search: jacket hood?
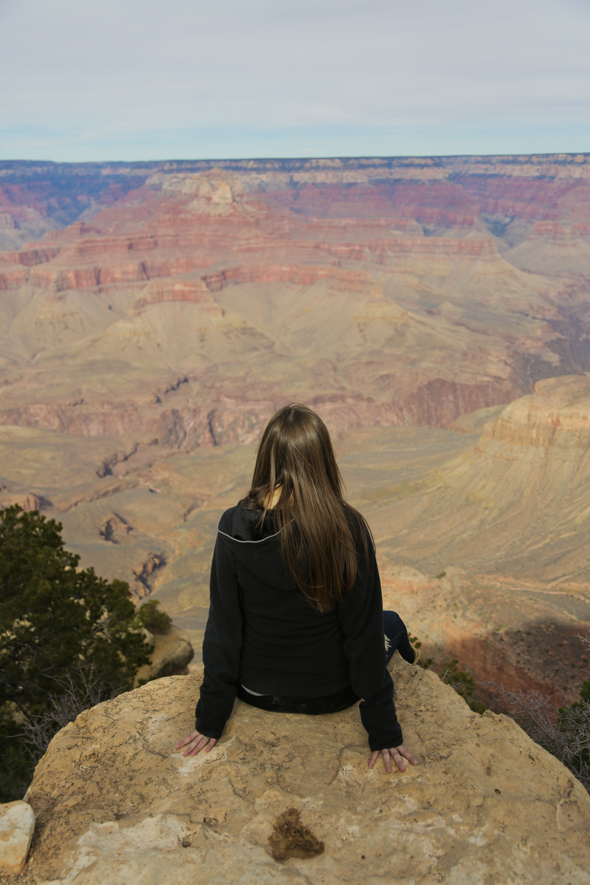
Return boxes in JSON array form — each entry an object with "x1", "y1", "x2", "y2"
[{"x1": 217, "y1": 503, "x2": 298, "y2": 591}]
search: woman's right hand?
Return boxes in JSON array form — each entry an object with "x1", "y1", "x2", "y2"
[
  {"x1": 175, "y1": 730, "x2": 218, "y2": 757},
  {"x1": 368, "y1": 744, "x2": 418, "y2": 773}
]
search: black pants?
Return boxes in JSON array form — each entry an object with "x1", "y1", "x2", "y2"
[{"x1": 383, "y1": 610, "x2": 414, "y2": 664}]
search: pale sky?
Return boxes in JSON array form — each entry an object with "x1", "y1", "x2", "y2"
[{"x1": 1, "y1": 0, "x2": 589, "y2": 161}]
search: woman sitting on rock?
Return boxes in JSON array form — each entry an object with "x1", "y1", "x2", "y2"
[{"x1": 176, "y1": 403, "x2": 418, "y2": 773}]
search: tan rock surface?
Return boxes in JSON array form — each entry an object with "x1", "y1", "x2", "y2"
[
  {"x1": 24, "y1": 660, "x2": 590, "y2": 884},
  {"x1": 0, "y1": 802, "x2": 35, "y2": 875}
]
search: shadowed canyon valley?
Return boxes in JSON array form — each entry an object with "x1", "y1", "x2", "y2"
[{"x1": 1, "y1": 154, "x2": 590, "y2": 710}]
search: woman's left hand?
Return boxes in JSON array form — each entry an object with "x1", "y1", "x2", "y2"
[
  {"x1": 368, "y1": 744, "x2": 418, "y2": 773},
  {"x1": 175, "y1": 730, "x2": 218, "y2": 757}
]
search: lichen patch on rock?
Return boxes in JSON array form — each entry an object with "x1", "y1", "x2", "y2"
[{"x1": 268, "y1": 808, "x2": 324, "y2": 862}]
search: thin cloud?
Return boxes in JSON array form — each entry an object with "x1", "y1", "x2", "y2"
[{"x1": 1, "y1": 0, "x2": 588, "y2": 159}]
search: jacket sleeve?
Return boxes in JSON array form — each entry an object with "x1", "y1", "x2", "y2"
[
  {"x1": 194, "y1": 530, "x2": 243, "y2": 739},
  {"x1": 336, "y1": 531, "x2": 403, "y2": 752}
]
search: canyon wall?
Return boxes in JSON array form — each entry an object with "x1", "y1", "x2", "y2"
[{"x1": 1, "y1": 154, "x2": 589, "y2": 447}]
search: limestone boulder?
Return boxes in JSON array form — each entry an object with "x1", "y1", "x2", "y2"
[
  {"x1": 135, "y1": 624, "x2": 194, "y2": 683},
  {"x1": 21, "y1": 657, "x2": 590, "y2": 884},
  {"x1": 0, "y1": 801, "x2": 35, "y2": 875}
]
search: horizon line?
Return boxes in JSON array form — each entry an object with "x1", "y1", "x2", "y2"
[{"x1": 1, "y1": 150, "x2": 589, "y2": 168}]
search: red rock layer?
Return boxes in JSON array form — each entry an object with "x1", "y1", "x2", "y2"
[{"x1": 1, "y1": 155, "x2": 590, "y2": 444}]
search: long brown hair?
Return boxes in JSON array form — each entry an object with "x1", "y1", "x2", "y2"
[{"x1": 245, "y1": 404, "x2": 369, "y2": 612}]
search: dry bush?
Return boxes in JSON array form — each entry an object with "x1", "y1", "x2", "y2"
[
  {"x1": 483, "y1": 635, "x2": 590, "y2": 793},
  {"x1": 20, "y1": 665, "x2": 124, "y2": 759}
]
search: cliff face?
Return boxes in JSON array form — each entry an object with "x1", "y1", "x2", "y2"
[
  {"x1": 22, "y1": 661, "x2": 590, "y2": 883},
  {"x1": 372, "y1": 375, "x2": 590, "y2": 573},
  {"x1": 485, "y1": 375, "x2": 590, "y2": 448},
  {"x1": 1, "y1": 154, "x2": 590, "y2": 449}
]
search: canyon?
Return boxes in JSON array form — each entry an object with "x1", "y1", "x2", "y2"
[{"x1": 0, "y1": 154, "x2": 589, "y2": 712}]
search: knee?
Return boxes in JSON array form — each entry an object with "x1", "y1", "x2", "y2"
[{"x1": 383, "y1": 611, "x2": 406, "y2": 634}]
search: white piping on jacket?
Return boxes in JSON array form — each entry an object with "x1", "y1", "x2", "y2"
[{"x1": 216, "y1": 519, "x2": 286, "y2": 544}]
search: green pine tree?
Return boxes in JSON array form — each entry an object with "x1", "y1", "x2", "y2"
[{"x1": 0, "y1": 505, "x2": 154, "y2": 800}]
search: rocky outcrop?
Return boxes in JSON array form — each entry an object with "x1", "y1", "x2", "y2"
[
  {"x1": 0, "y1": 246, "x2": 60, "y2": 268},
  {"x1": 135, "y1": 625, "x2": 194, "y2": 682},
  {"x1": 132, "y1": 552, "x2": 166, "y2": 599},
  {"x1": 0, "y1": 490, "x2": 51, "y2": 512},
  {"x1": 0, "y1": 404, "x2": 150, "y2": 437},
  {"x1": 0, "y1": 802, "x2": 35, "y2": 875},
  {"x1": 21, "y1": 659, "x2": 590, "y2": 883},
  {"x1": 98, "y1": 512, "x2": 132, "y2": 542},
  {"x1": 484, "y1": 375, "x2": 590, "y2": 448},
  {"x1": 129, "y1": 280, "x2": 222, "y2": 316},
  {"x1": 202, "y1": 263, "x2": 376, "y2": 294}
]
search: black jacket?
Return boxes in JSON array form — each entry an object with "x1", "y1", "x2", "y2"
[{"x1": 195, "y1": 502, "x2": 403, "y2": 751}]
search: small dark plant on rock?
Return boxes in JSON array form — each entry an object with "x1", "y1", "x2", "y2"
[
  {"x1": 440, "y1": 659, "x2": 487, "y2": 714},
  {"x1": 408, "y1": 633, "x2": 433, "y2": 670},
  {"x1": 135, "y1": 599, "x2": 172, "y2": 634}
]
